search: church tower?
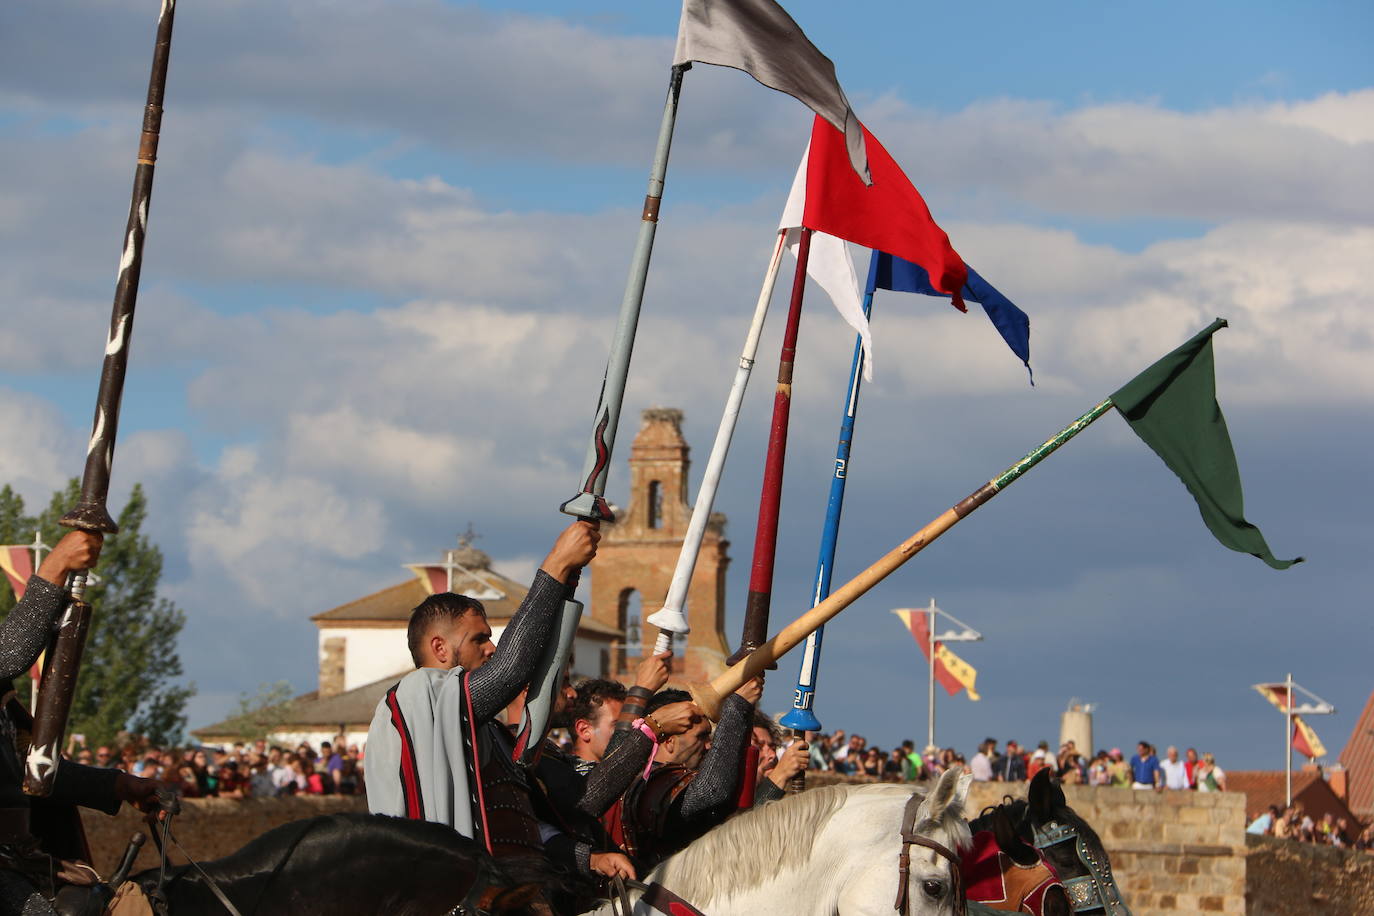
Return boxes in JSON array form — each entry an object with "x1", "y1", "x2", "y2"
[{"x1": 589, "y1": 407, "x2": 731, "y2": 684}]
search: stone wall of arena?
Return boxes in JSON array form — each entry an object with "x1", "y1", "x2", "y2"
[{"x1": 79, "y1": 783, "x2": 1364, "y2": 915}]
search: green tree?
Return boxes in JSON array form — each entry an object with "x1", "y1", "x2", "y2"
[
  {"x1": 0, "y1": 480, "x2": 194, "y2": 746},
  {"x1": 216, "y1": 681, "x2": 296, "y2": 743}
]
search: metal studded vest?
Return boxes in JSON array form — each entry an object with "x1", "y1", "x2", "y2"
[{"x1": 476, "y1": 722, "x2": 544, "y2": 860}]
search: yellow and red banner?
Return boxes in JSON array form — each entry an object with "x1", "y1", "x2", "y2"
[
  {"x1": 1253, "y1": 684, "x2": 1327, "y2": 759},
  {"x1": 893, "y1": 608, "x2": 980, "y2": 701},
  {"x1": 1292, "y1": 717, "x2": 1327, "y2": 759},
  {"x1": 0, "y1": 545, "x2": 35, "y2": 597}
]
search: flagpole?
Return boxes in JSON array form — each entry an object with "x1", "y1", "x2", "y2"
[
  {"x1": 927, "y1": 600, "x2": 936, "y2": 753},
  {"x1": 1286, "y1": 671, "x2": 1293, "y2": 808},
  {"x1": 734, "y1": 228, "x2": 813, "y2": 662},
  {"x1": 647, "y1": 232, "x2": 787, "y2": 654},
  {"x1": 692, "y1": 396, "x2": 1115, "y2": 718},
  {"x1": 781, "y1": 264, "x2": 875, "y2": 731},
  {"x1": 515, "y1": 64, "x2": 689, "y2": 763}
]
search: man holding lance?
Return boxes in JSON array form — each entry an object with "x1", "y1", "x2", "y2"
[
  {"x1": 0, "y1": 532, "x2": 164, "y2": 916},
  {"x1": 365, "y1": 521, "x2": 696, "y2": 897},
  {"x1": 612, "y1": 679, "x2": 762, "y2": 874}
]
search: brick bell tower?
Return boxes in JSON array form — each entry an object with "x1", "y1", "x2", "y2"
[{"x1": 589, "y1": 407, "x2": 731, "y2": 684}]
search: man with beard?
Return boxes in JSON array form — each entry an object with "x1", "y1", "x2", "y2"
[{"x1": 366, "y1": 521, "x2": 697, "y2": 887}]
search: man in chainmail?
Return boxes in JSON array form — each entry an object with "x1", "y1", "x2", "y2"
[
  {"x1": 0, "y1": 531, "x2": 163, "y2": 916},
  {"x1": 368, "y1": 521, "x2": 667, "y2": 887},
  {"x1": 616, "y1": 681, "x2": 760, "y2": 873}
]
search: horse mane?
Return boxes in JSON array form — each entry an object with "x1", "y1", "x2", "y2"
[
  {"x1": 650, "y1": 783, "x2": 854, "y2": 902},
  {"x1": 652, "y1": 782, "x2": 953, "y2": 905}
]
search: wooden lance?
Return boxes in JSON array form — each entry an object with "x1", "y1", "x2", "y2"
[
  {"x1": 692, "y1": 396, "x2": 1114, "y2": 720},
  {"x1": 26, "y1": 0, "x2": 178, "y2": 797}
]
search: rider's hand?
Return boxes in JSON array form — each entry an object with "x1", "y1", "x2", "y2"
[
  {"x1": 589, "y1": 851, "x2": 636, "y2": 881},
  {"x1": 540, "y1": 521, "x2": 600, "y2": 584},
  {"x1": 646, "y1": 701, "x2": 700, "y2": 738},
  {"x1": 769, "y1": 741, "x2": 809, "y2": 788},
  {"x1": 634, "y1": 651, "x2": 672, "y2": 692},
  {"x1": 115, "y1": 772, "x2": 171, "y2": 813},
  {"x1": 36, "y1": 531, "x2": 103, "y2": 586},
  {"x1": 734, "y1": 676, "x2": 763, "y2": 705}
]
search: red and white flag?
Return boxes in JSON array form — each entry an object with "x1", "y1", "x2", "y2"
[
  {"x1": 779, "y1": 146, "x2": 869, "y2": 378},
  {"x1": 801, "y1": 116, "x2": 966, "y2": 306}
]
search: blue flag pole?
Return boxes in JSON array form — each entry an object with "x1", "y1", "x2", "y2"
[{"x1": 780, "y1": 250, "x2": 879, "y2": 736}]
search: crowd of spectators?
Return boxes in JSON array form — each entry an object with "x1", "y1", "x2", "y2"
[
  {"x1": 1247, "y1": 803, "x2": 1374, "y2": 851},
  {"x1": 64, "y1": 733, "x2": 365, "y2": 799},
  {"x1": 798, "y1": 732, "x2": 1230, "y2": 792}
]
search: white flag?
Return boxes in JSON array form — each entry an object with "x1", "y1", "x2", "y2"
[{"x1": 780, "y1": 142, "x2": 873, "y2": 380}]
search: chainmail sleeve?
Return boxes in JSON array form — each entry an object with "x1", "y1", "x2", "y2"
[
  {"x1": 754, "y1": 778, "x2": 786, "y2": 806},
  {"x1": 576, "y1": 730, "x2": 654, "y2": 818},
  {"x1": 0, "y1": 577, "x2": 64, "y2": 681},
  {"x1": 466, "y1": 570, "x2": 568, "y2": 723},
  {"x1": 676, "y1": 693, "x2": 751, "y2": 820}
]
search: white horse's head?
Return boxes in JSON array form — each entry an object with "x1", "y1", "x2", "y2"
[
  {"x1": 831, "y1": 767, "x2": 973, "y2": 916},
  {"x1": 643, "y1": 767, "x2": 973, "y2": 916}
]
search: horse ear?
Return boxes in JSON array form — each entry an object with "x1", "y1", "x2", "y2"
[
  {"x1": 917, "y1": 765, "x2": 972, "y2": 826},
  {"x1": 1028, "y1": 768, "x2": 1054, "y2": 818}
]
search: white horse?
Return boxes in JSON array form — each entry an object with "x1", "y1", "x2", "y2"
[{"x1": 583, "y1": 766, "x2": 974, "y2": 916}]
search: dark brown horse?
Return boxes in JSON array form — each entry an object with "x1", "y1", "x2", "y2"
[{"x1": 129, "y1": 813, "x2": 555, "y2": 915}]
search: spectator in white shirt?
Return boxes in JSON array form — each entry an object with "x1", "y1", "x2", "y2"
[
  {"x1": 970, "y1": 738, "x2": 997, "y2": 782},
  {"x1": 1160, "y1": 745, "x2": 1190, "y2": 790}
]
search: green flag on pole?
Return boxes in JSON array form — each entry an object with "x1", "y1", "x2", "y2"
[{"x1": 1110, "y1": 318, "x2": 1301, "y2": 570}]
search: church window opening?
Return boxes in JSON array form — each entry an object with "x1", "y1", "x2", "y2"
[{"x1": 647, "y1": 481, "x2": 663, "y2": 529}]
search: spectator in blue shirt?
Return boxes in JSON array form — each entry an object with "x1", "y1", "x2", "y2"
[{"x1": 1129, "y1": 741, "x2": 1162, "y2": 791}]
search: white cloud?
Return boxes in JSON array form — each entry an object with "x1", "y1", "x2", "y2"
[{"x1": 0, "y1": 391, "x2": 78, "y2": 504}]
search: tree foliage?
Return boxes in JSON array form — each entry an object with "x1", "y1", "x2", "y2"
[
  {"x1": 0, "y1": 481, "x2": 194, "y2": 746},
  {"x1": 216, "y1": 681, "x2": 296, "y2": 743}
]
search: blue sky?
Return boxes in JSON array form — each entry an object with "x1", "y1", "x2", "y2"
[{"x1": 1, "y1": 0, "x2": 1370, "y2": 772}]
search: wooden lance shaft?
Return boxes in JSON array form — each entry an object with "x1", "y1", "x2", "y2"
[
  {"x1": 26, "y1": 0, "x2": 178, "y2": 798},
  {"x1": 733, "y1": 228, "x2": 812, "y2": 663},
  {"x1": 692, "y1": 397, "x2": 1114, "y2": 720}
]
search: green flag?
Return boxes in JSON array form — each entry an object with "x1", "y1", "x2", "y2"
[{"x1": 1111, "y1": 318, "x2": 1301, "y2": 570}]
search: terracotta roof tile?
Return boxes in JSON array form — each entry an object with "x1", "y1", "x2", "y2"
[
  {"x1": 1338, "y1": 688, "x2": 1374, "y2": 820},
  {"x1": 311, "y1": 567, "x2": 531, "y2": 623}
]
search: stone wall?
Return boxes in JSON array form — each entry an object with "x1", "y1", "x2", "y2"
[{"x1": 1244, "y1": 834, "x2": 1374, "y2": 916}]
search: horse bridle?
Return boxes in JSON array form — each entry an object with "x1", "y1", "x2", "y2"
[{"x1": 895, "y1": 793, "x2": 965, "y2": 916}]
